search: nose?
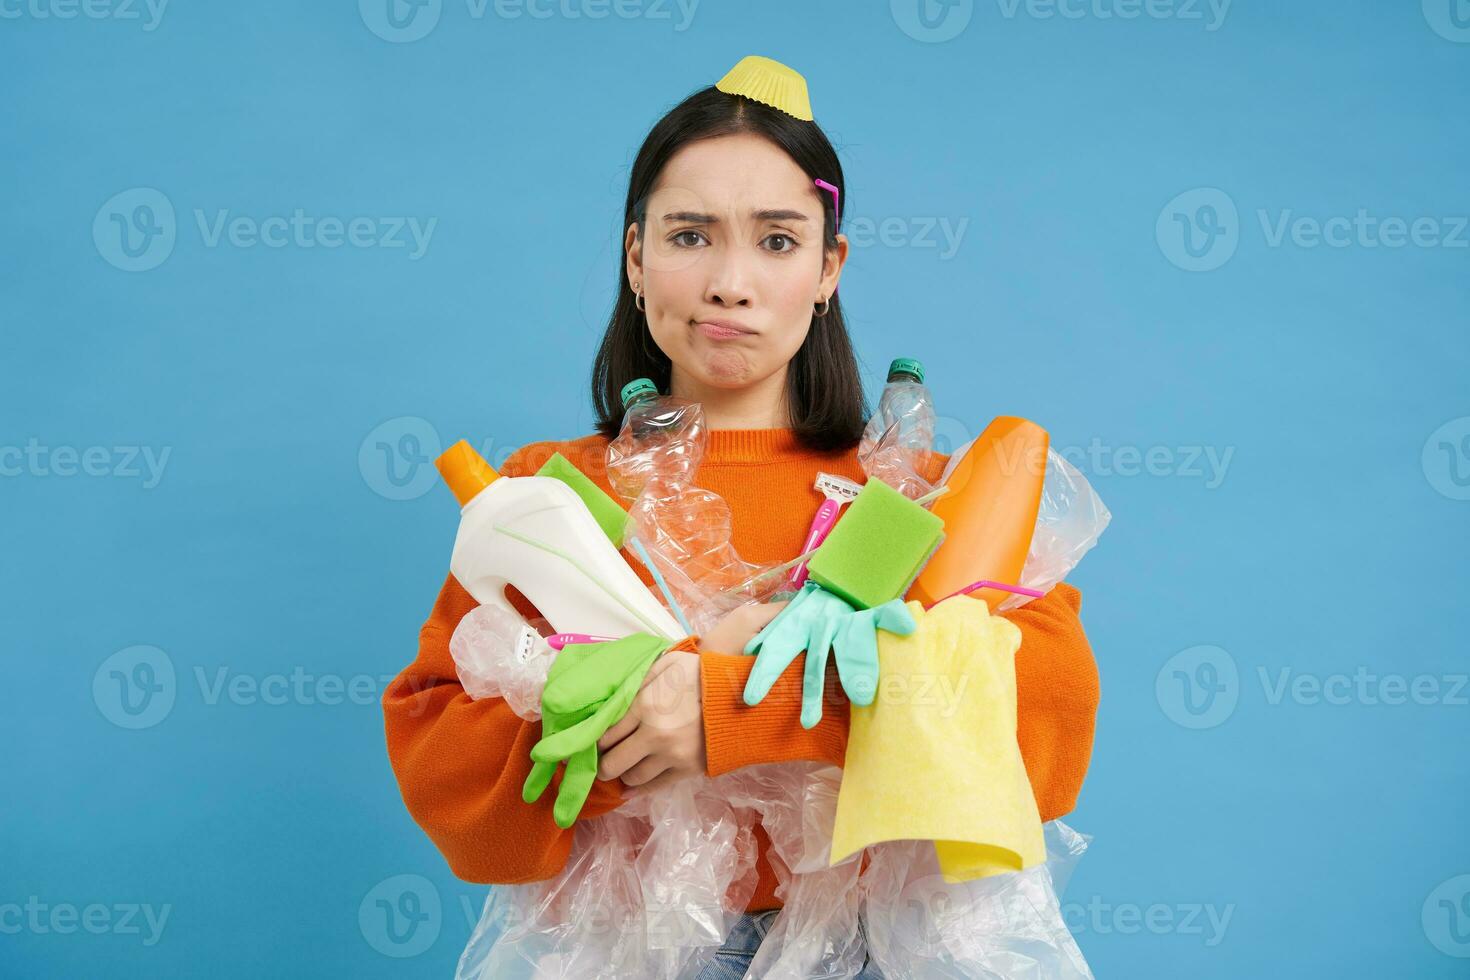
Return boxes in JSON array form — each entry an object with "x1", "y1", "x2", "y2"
[{"x1": 703, "y1": 244, "x2": 756, "y2": 309}]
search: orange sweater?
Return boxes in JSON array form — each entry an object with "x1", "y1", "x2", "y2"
[{"x1": 382, "y1": 428, "x2": 1100, "y2": 913}]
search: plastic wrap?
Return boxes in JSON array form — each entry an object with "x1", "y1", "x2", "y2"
[
  {"x1": 458, "y1": 760, "x2": 1094, "y2": 979},
  {"x1": 449, "y1": 604, "x2": 558, "y2": 718},
  {"x1": 936, "y1": 444, "x2": 1112, "y2": 613},
  {"x1": 858, "y1": 373, "x2": 937, "y2": 501},
  {"x1": 606, "y1": 393, "x2": 784, "y2": 635}
]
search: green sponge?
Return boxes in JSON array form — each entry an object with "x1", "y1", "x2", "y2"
[
  {"x1": 535, "y1": 452, "x2": 630, "y2": 548},
  {"x1": 807, "y1": 478, "x2": 945, "y2": 609}
]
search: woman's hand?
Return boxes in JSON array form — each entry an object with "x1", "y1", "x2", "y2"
[
  {"x1": 596, "y1": 649, "x2": 705, "y2": 795},
  {"x1": 594, "y1": 601, "x2": 788, "y2": 795},
  {"x1": 697, "y1": 600, "x2": 790, "y2": 655}
]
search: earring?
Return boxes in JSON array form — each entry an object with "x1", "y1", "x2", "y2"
[
  {"x1": 813, "y1": 297, "x2": 830, "y2": 316},
  {"x1": 633, "y1": 282, "x2": 645, "y2": 313}
]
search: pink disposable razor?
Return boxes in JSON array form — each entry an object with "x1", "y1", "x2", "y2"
[
  {"x1": 546, "y1": 633, "x2": 618, "y2": 651},
  {"x1": 926, "y1": 580, "x2": 1046, "y2": 610},
  {"x1": 788, "y1": 472, "x2": 864, "y2": 589}
]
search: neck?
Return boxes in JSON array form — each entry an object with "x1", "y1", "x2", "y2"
[{"x1": 668, "y1": 365, "x2": 792, "y2": 430}]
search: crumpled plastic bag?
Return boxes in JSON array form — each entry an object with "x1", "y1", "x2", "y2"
[
  {"x1": 449, "y1": 604, "x2": 558, "y2": 719},
  {"x1": 457, "y1": 762, "x2": 1093, "y2": 980}
]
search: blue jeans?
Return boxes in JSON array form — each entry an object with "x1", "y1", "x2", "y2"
[{"x1": 694, "y1": 908, "x2": 885, "y2": 979}]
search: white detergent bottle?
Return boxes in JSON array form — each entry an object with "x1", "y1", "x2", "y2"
[{"x1": 436, "y1": 440, "x2": 682, "y2": 640}]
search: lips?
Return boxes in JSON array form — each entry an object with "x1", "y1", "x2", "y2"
[{"x1": 695, "y1": 320, "x2": 755, "y2": 340}]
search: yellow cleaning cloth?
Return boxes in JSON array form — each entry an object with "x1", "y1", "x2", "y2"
[{"x1": 829, "y1": 595, "x2": 1046, "y2": 882}]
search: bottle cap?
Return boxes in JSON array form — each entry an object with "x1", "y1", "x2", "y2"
[
  {"x1": 620, "y1": 378, "x2": 660, "y2": 408},
  {"x1": 436, "y1": 440, "x2": 500, "y2": 506},
  {"x1": 888, "y1": 358, "x2": 925, "y2": 384}
]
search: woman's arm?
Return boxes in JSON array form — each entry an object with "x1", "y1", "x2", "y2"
[
  {"x1": 698, "y1": 582, "x2": 1100, "y2": 822},
  {"x1": 381, "y1": 443, "x2": 658, "y2": 884}
]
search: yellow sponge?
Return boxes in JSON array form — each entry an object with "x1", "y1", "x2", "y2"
[{"x1": 807, "y1": 479, "x2": 944, "y2": 609}]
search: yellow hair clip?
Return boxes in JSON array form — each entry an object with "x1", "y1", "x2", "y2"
[{"x1": 715, "y1": 54, "x2": 813, "y2": 121}]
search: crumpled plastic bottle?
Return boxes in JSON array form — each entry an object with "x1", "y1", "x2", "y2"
[
  {"x1": 858, "y1": 357, "x2": 938, "y2": 500},
  {"x1": 605, "y1": 379, "x2": 785, "y2": 635}
]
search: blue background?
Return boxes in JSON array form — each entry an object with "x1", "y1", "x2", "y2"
[{"x1": 3, "y1": 1, "x2": 1468, "y2": 976}]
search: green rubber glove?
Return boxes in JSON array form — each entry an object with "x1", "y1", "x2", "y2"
[
  {"x1": 522, "y1": 632, "x2": 672, "y2": 829},
  {"x1": 743, "y1": 582, "x2": 918, "y2": 729}
]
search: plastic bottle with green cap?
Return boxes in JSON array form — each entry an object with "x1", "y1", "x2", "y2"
[{"x1": 858, "y1": 357, "x2": 938, "y2": 499}]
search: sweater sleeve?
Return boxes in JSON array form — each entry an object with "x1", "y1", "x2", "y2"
[
  {"x1": 380, "y1": 443, "x2": 698, "y2": 884},
  {"x1": 698, "y1": 582, "x2": 1100, "y2": 823}
]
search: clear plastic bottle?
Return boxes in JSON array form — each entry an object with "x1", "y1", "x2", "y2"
[
  {"x1": 606, "y1": 379, "x2": 780, "y2": 633},
  {"x1": 858, "y1": 357, "x2": 937, "y2": 500}
]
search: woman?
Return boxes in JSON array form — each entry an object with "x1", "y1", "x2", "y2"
[{"x1": 383, "y1": 56, "x2": 1100, "y2": 978}]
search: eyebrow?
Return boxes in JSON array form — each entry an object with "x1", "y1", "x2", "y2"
[{"x1": 660, "y1": 209, "x2": 812, "y2": 225}]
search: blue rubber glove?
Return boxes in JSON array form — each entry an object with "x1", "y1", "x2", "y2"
[{"x1": 743, "y1": 582, "x2": 918, "y2": 728}]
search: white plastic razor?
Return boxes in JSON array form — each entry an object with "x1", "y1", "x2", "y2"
[{"x1": 787, "y1": 472, "x2": 864, "y2": 589}]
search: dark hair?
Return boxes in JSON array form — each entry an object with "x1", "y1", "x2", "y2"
[{"x1": 590, "y1": 85, "x2": 869, "y2": 452}]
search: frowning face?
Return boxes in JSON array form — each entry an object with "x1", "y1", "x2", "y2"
[{"x1": 626, "y1": 133, "x2": 846, "y2": 391}]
